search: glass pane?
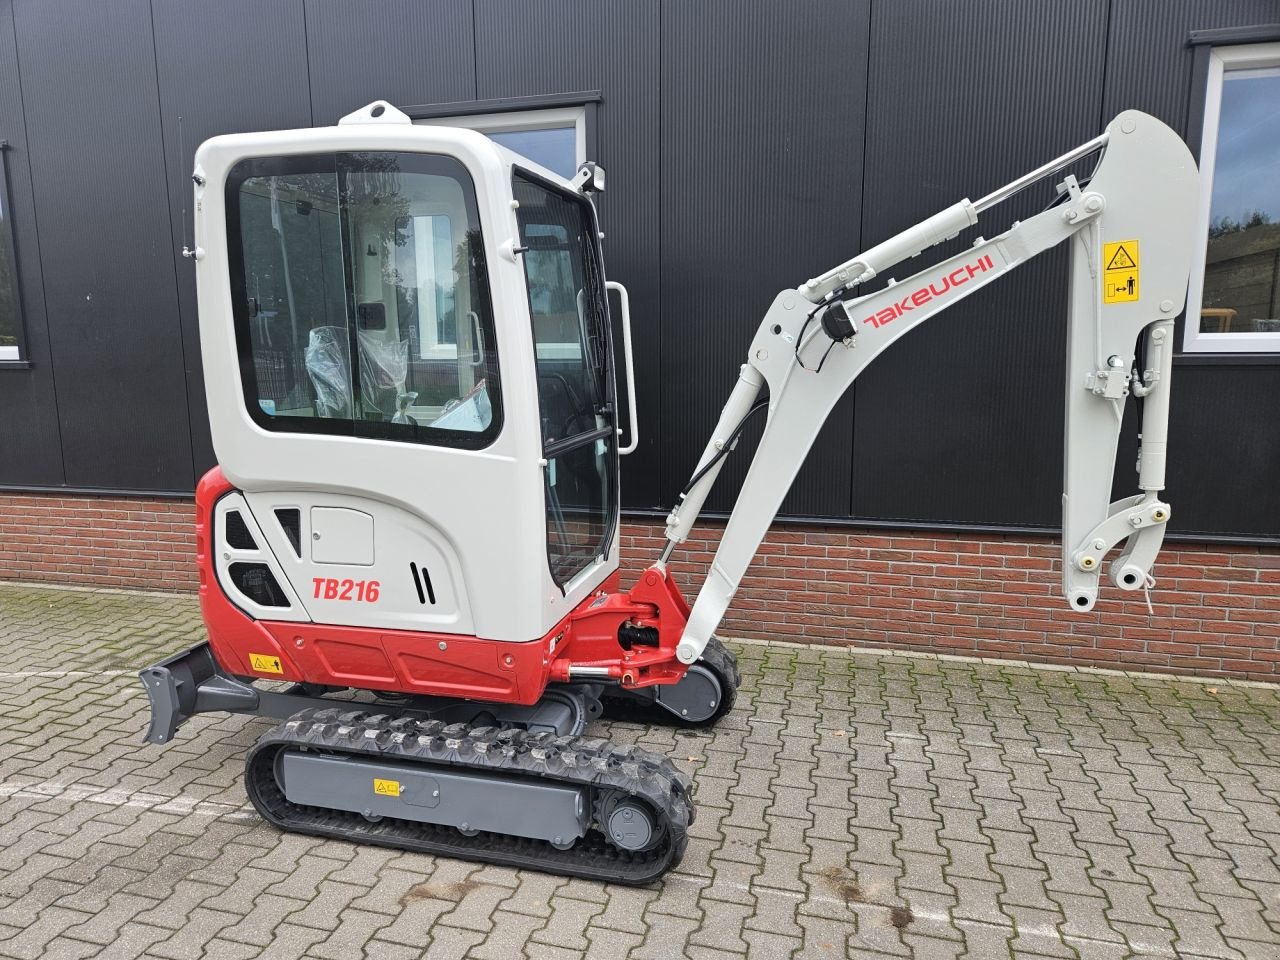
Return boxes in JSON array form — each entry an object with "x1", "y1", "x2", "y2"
[
  {"x1": 545, "y1": 439, "x2": 613, "y2": 584},
  {"x1": 230, "y1": 152, "x2": 501, "y2": 445},
  {"x1": 513, "y1": 173, "x2": 616, "y2": 586},
  {"x1": 395, "y1": 214, "x2": 456, "y2": 355},
  {"x1": 1200, "y1": 66, "x2": 1280, "y2": 334},
  {"x1": 0, "y1": 173, "x2": 18, "y2": 350},
  {"x1": 238, "y1": 167, "x2": 348, "y2": 417},
  {"x1": 490, "y1": 127, "x2": 577, "y2": 179},
  {"x1": 514, "y1": 174, "x2": 612, "y2": 444}
]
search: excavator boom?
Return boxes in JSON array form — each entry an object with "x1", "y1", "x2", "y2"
[{"x1": 662, "y1": 110, "x2": 1199, "y2": 664}]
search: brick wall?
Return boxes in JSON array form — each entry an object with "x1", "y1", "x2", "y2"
[
  {"x1": 3, "y1": 491, "x2": 1278, "y2": 681},
  {"x1": 0, "y1": 493, "x2": 196, "y2": 591},
  {"x1": 622, "y1": 525, "x2": 1280, "y2": 683}
]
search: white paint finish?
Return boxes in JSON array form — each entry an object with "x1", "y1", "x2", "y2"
[
  {"x1": 213, "y1": 493, "x2": 309, "y2": 623},
  {"x1": 193, "y1": 115, "x2": 617, "y2": 642},
  {"x1": 310, "y1": 506, "x2": 374, "y2": 565},
  {"x1": 671, "y1": 111, "x2": 1199, "y2": 662},
  {"x1": 243, "y1": 489, "x2": 471, "y2": 633}
]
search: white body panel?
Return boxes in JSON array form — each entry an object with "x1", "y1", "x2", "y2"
[
  {"x1": 193, "y1": 104, "x2": 617, "y2": 643},
  {"x1": 240, "y1": 490, "x2": 474, "y2": 633},
  {"x1": 214, "y1": 493, "x2": 309, "y2": 622}
]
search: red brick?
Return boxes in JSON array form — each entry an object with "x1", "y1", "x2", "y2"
[{"x1": 4, "y1": 494, "x2": 1278, "y2": 681}]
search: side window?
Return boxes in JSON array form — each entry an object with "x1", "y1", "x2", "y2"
[
  {"x1": 524, "y1": 223, "x2": 582, "y2": 357},
  {"x1": 227, "y1": 152, "x2": 502, "y2": 447},
  {"x1": 1185, "y1": 42, "x2": 1280, "y2": 353},
  {"x1": 416, "y1": 107, "x2": 588, "y2": 362},
  {"x1": 237, "y1": 167, "x2": 347, "y2": 417},
  {"x1": 514, "y1": 172, "x2": 617, "y2": 587},
  {"x1": 0, "y1": 143, "x2": 22, "y2": 361}
]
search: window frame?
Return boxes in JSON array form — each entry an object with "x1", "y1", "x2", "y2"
[
  {"x1": 0, "y1": 140, "x2": 26, "y2": 363},
  {"x1": 224, "y1": 150, "x2": 505, "y2": 450},
  {"x1": 394, "y1": 211, "x2": 462, "y2": 360},
  {"x1": 419, "y1": 106, "x2": 587, "y2": 181},
  {"x1": 1183, "y1": 40, "x2": 1280, "y2": 354}
]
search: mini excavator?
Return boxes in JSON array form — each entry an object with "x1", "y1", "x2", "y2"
[{"x1": 140, "y1": 102, "x2": 1198, "y2": 883}]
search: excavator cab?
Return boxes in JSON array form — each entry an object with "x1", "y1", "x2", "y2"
[{"x1": 190, "y1": 101, "x2": 634, "y2": 699}]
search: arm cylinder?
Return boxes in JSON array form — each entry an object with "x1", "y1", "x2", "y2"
[{"x1": 1137, "y1": 319, "x2": 1174, "y2": 492}]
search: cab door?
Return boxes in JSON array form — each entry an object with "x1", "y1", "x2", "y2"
[{"x1": 512, "y1": 172, "x2": 619, "y2": 591}]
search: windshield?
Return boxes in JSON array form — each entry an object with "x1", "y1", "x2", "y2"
[{"x1": 514, "y1": 172, "x2": 617, "y2": 587}]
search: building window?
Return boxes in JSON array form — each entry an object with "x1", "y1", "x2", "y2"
[
  {"x1": 0, "y1": 143, "x2": 22, "y2": 361},
  {"x1": 420, "y1": 106, "x2": 593, "y2": 362},
  {"x1": 418, "y1": 106, "x2": 586, "y2": 181},
  {"x1": 1185, "y1": 42, "x2": 1280, "y2": 353}
]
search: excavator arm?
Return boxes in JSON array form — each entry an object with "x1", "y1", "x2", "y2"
[{"x1": 661, "y1": 110, "x2": 1200, "y2": 665}]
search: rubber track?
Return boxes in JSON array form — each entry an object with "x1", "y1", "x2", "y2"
[
  {"x1": 244, "y1": 708, "x2": 694, "y2": 885},
  {"x1": 602, "y1": 636, "x2": 742, "y2": 728}
]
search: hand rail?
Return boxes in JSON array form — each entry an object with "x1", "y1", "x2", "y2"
[{"x1": 606, "y1": 280, "x2": 640, "y2": 455}]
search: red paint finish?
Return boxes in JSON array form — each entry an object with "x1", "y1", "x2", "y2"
[
  {"x1": 196, "y1": 466, "x2": 305, "y2": 682},
  {"x1": 258, "y1": 619, "x2": 551, "y2": 703},
  {"x1": 195, "y1": 467, "x2": 692, "y2": 705}
]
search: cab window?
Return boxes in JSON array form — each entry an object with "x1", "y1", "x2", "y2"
[
  {"x1": 514, "y1": 172, "x2": 617, "y2": 587},
  {"x1": 227, "y1": 152, "x2": 502, "y2": 447}
]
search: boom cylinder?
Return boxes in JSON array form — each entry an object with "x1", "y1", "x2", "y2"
[
  {"x1": 661, "y1": 364, "x2": 765, "y2": 559},
  {"x1": 800, "y1": 200, "x2": 977, "y2": 302}
]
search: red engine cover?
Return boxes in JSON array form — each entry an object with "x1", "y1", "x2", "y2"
[{"x1": 196, "y1": 467, "x2": 690, "y2": 705}]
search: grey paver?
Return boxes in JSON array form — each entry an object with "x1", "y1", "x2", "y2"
[{"x1": 1, "y1": 581, "x2": 1279, "y2": 959}]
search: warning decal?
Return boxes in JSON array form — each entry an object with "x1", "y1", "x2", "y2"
[
  {"x1": 373, "y1": 778, "x2": 401, "y2": 797},
  {"x1": 1103, "y1": 240, "x2": 1139, "y2": 304},
  {"x1": 249, "y1": 653, "x2": 283, "y2": 674}
]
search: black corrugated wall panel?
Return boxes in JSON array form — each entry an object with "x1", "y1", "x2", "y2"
[
  {"x1": 152, "y1": 0, "x2": 314, "y2": 485},
  {"x1": 850, "y1": 0, "x2": 1110, "y2": 529},
  {"x1": 474, "y1": 0, "x2": 663, "y2": 509},
  {"x1": 304, "y1": 0, "x2": 477, "y2": 123},
  {"x1": 1102, "y1": 0, "x2": 1280, "y2": 539},
  {"x1": 1101, "y1": 0, "x2": 1279, "y2": 132},
  {"x1": 1164, "y1": 365, "x2": 1280, "y2": 538},
  {"x1": 0, "y1": 0, "x2": 63, "y2": 486},
  {"x1": 659, "y1": 0, "x2": 872, "y2": 518},
  {"x1": 11, "y1": 0, "x2": 191, "y2": 490}
]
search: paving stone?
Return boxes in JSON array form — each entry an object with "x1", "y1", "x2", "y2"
[{"x1": 2, "y1": 583, "x2": 1280, "y2": 958}]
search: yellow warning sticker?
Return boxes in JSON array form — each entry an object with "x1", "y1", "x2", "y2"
[
  {"x1": 373, "y1": 778, "x2": 401, "y2": 797},
  {"x1": 1103, "y1": 239, "x2": 1139, "y2": 304},
  {"x1": 248, "y1": 653, "x2": 283, "y2": 675}
]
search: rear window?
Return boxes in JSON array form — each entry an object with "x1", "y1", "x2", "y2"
[{"x1": 226, "y1": 151, "x2": 502, "y2": 448}]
